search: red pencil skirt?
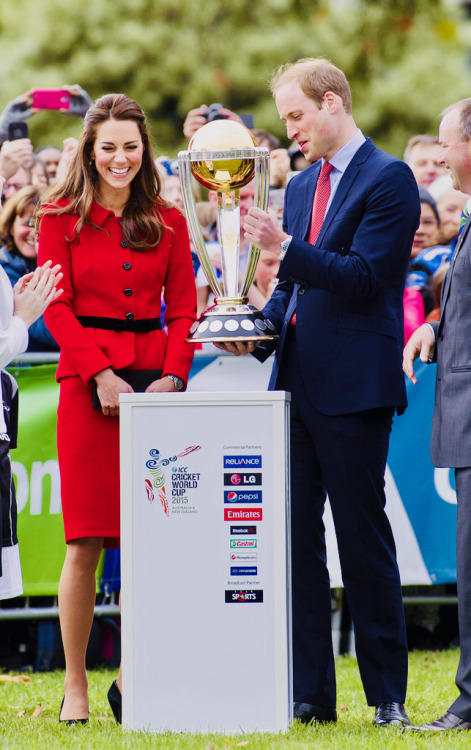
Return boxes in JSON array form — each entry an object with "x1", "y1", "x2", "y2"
[{"x1": 57, "y1": 376, "x2": 120, "y2": 547}]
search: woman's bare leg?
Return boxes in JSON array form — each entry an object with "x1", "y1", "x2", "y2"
[{"x1": 58, "y1": 537, "x2": 103, "y2": 720}]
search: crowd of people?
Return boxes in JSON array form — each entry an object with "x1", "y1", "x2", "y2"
[
  {"x1": 0, "y1": 91, "x2": 461, "y2": 357},
  {"x1": 0, "y1": 63, "x2": 470, "y2": 733}
]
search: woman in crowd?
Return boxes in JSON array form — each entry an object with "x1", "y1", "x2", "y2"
[
  {"x1": 37, "y1": 94, "x2": 196, "y2": 724},
  {"x1": 0, "y1": 186, "x2": 58, "y2": 351},
  {"x1": 0, "y1": 173, "x2": 62, "y2": 600}
]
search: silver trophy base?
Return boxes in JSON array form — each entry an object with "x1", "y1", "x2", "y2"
[{"x1": 186, "y1": 302, "x2": 279, "y2": 343}]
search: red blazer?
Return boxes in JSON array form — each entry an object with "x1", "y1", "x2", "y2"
[{"x1": 38, "y1": 200, "x2": 196, "y2": 385}]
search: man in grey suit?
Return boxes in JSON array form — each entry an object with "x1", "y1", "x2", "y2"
[{"x1": 403, "y1": 98, "x2": 471, "y2": 733}]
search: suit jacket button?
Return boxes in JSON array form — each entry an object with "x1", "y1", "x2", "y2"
[
  {"x1": 123, "y1": 262, "x2": 131, "y2": 270},
  {"x1": 124, "y1": 288, "x2": 132, "y2": 296},
  {"x1": 120, "y1": 240, "x2": 128, "y2": 248},
  {"x1": 126, "y1": 312, "x2": 134, "y2": 321},
  {"x1": 298, "y1": 287, "x2": 305, "y2": 295}
]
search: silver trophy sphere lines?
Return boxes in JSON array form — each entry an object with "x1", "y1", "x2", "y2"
[{"x1": 178, "y1": 120, "x2": 279, "y2": 343}]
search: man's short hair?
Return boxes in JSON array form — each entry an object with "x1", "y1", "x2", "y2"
[
  {"x1": 403, "y1": 135, "x2": 439, "y2": 163},
  {"x1": 270, "y1": 57, "x2": 352, "y2": 114},
  {"x1": 441, "y1": 98, "x2": 471, "y2": 142}
]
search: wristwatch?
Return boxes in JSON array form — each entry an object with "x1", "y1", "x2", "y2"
[
  {"x1": 278, "y1": 235, "x2": 292, "y2": 262},
  {"x1": 164, "y1": 373, "x2": 184, "y2": 391}
]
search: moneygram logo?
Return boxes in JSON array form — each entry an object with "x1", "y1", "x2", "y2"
[
  {"x1": 224, "y1": 491, "x2": 262, "y2": 504},
  {"x1": 230, "y1": 539, "x2": 257, "y2": 548},
  {"x1": 224, "y1": 508, "x2": 262, "y2": 521},
  {"x1": 223, "y1": 456, "x2": 262, "y2": 469},
  {"x1": 225, "y1": 590, "x2": 263, "y2": 603},
  {"x1": 231, "y1": 553, "x2": 257, "y2": 562},
  {"x1": 224, "y1": 473, "x2": 262, "y2": 486}
]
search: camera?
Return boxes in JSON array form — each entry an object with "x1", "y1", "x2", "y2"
[{"x1": 204, "y1": 103, "x2": 228, "y2": 123}]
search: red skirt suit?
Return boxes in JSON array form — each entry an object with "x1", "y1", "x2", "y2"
[{"x1": 38, "y1": 200, "x2": 196, "y2": 546}]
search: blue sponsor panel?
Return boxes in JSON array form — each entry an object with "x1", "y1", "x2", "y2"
[
  {"x1": 224, "y1": 490, "x2": 262, "y2": 504},
  {"x1": 223, "y1": 455, "x2": 262, "y2": 469},
  {"x1": 230, "y1": 567, "x2": 258, "y2": 576},
  {"x1": 388, "y1": 361, "x2": 457, "y2": 583}
]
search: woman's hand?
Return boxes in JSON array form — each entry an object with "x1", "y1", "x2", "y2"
[
  {"x1": 13, "y1": 261, "x2": 63, "y2": 327},
  {"x1": 145, "y1": 376, "x2": 179, "y2": 393},
  {"x1": 93, "y1": 368, "x2": 134, "y2": 417}
]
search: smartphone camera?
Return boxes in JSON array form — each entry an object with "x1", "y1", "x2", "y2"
[{"x1": 8, "y1": 122, "x2": 28, "y2": 141}]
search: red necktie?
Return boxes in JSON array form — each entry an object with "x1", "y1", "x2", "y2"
[
  {"x1": 290, "y1": 160, "x2": 334, "y2": 326},
  {"x1": 308, "y1": 161, "x2": 334, "y2": 244}
]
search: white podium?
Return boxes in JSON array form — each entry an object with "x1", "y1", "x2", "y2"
[{"x1": 119, "y1": 391, "x2": 292, "y2": 733}]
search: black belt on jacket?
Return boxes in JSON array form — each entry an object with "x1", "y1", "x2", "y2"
[{"x1": 77, "y1": 316, "x2": 162, "y2": 332}]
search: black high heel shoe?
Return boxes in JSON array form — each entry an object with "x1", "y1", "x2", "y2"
[
  {"x1": 107, "y1": 680, "x2": 122, "y2": 724},
  {"x1": 59, "y1": 696, "x2": 89, "y2": 725}
]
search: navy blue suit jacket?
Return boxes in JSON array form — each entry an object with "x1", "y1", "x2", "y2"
[{"x1": 254, "y1": 138, "x2": 420, "y2": 415}]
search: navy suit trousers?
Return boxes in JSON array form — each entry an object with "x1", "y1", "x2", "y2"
[{"x1": 277, "y1": 329, "x2": 408, "y2": 706}]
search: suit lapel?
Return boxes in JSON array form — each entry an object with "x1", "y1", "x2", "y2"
[
  {"x1": 315, "y1": 139, "x2": 375, "y2": 246},
  {"x1": 441, "y1": 214, "x2": 471, "y2": 311},
  {"x1": 302, "y1": 163, "x2": 321, "y2": 240}
]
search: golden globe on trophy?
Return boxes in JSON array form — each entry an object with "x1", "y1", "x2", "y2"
[{"x1": 178, "y1": 120, "x2": 279, "y2": 343}]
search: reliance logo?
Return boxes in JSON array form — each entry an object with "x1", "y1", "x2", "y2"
[{"x1": 223, "y1": 456, "x2": 262, "y2": 469}]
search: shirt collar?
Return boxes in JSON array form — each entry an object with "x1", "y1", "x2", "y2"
[
  {"x1": 326, "y1": 129, "x2": 366, "y2": 175},
  {"x1": 89, "y1": 199, "x2": 117, "y2": 226}
]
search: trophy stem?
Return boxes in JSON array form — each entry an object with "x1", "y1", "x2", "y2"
[{"x1": 217, "y1": 190, "x2": 240, "y2": 299}]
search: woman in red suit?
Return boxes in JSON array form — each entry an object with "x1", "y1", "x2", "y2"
[{"x1": 37, "y1": 94, "x2": 196, "y2": 724}]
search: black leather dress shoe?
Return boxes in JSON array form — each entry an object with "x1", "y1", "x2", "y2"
[
  {"x1": 373, "y1": 702, "x2": 410, "y2": 726},
  {"x1": 293, "y1": 702, "x2": 337, "y2": 724},
  {"x1": 406, "y1": 711, "x2": 471, "y2": 733},
  {"x1": 107, "y1": 680, "x2": 122, "y2": 724}
]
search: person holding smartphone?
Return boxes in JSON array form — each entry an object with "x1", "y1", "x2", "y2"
[{"x1": 37, "y1": 93, "x2": 196, "y2": 725}]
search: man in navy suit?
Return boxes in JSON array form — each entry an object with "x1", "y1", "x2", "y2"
[{"x1": 217, "y1": 57, "x2": 420, "y2": 727}]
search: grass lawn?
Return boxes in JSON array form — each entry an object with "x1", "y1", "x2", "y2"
[{"x1": 0, "y1": 649, "x2": 468, "y2": 748}]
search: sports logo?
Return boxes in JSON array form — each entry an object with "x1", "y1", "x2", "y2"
[{"x1": 225, "y1": 590, "x2": 263, "y2": 603}]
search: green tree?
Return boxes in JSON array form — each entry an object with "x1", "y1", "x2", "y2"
[{"x1": 0, "y1": 0, "x2": 469, "y2": 156}]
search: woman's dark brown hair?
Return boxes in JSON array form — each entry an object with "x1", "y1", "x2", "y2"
[
  {"x1": 38, "y1": 94, "x2": 169, "y2": 250},
  {"x1": 0, "y1": 185, "x2": 41, "y2": 256}
]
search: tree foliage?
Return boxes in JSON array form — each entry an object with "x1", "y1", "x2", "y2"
[{"x1": 0, "y1": 0, "x2": 470, "y2": 157}]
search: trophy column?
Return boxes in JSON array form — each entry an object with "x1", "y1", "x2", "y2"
[{"x1": 178, "y1": 120, "x2": 279, "y2": 343}]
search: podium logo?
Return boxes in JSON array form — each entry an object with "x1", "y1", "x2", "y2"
[
  {"x1": 224, "y1": 491, "x2": 262, "y2": 504},
  {"x1": 231, "y1": 553, "x2": 257, "y2": 562},
  {"x1": 230, "y1": 567, "x2": 258, "y2": 576},
  {"x1": 230, "y1": 525, "x2": 257, "y2": 535},
  {"x1": 224, "y1": 473, "x2": 262, "y2": 486},
  {"x1": 223, "y1": 456, "x2": 262, "y2": 469},
  {"x1": 230, "y1": 539, "x2": 257, "y2": 548},
  {"x1": 224, "y1": 508, "x2": 262, "y2": 521},
  {"x1": 225, "y1": 590, "x2": 263, "y2": 603}
]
